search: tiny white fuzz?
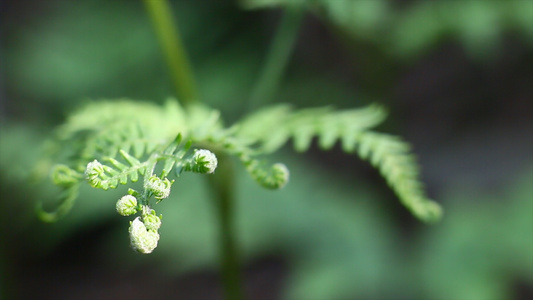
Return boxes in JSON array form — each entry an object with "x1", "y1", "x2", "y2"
[
  {"x1": 116, "y1": 195, "x2": 138, "y2": 216},
  {"x1": 129, "y1": 217, "x2": 160, "y2": 254},
  {"x1": 192, "y1": 149, "x2": 218, "y2": 174}
]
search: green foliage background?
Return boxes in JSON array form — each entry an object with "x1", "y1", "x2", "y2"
[{"x1": 1, "y1": 0, "x2": 532, "y2": 299}]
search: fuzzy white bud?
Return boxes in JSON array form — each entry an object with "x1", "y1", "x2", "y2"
[
  {"x1": 142, "y1": 208, "x2": 162, "y2": 231},
  {"x1": 192, "y1": 149, "x2": 218, "y2": 174},
  {"x1": 116, "y1": 195, "x2": 138, "y2": 216},
  {"x1": 129, "y1": 217, "x2": 160, "y2": 254},
  {"x1": 85, "y1": 160, "x2": 105, "y2": 188},
  {"x1": 146, "y1": 176, "x2": 172, "y2": 200}
]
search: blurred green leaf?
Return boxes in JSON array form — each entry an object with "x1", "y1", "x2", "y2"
[
  {"x1": 243, "y1": 0, "x2": 533, "y2": 60},
  {"x1": 5, "y1": 2, "x2": 158, "y2": 102},
  {"x1": 416, "y1": 167, "x2": 533, "y2": 300}
]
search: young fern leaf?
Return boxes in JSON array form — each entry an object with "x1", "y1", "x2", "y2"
[
  {"x1": 85, "y1": 149, "x2": 148, "y2": 190},
  {"x1": 235, "y1": 104, "x2": 387, "y2": 152},
  {"x1": 243, "y1": 159, "x2": 289, "y2": 189},
  {"x1": 158, "y1": 133, "x2": 192, "y2": 177},
  {"x1": 39, "y1": 98, "x2": 440, "y2": 225},
  {"x1": 35, "y1": 164, "x2": 83, "y2": 223},
  {"x1": 56, "y1": 100, "x2": 187, "y2": 166},
  {"x1": 37, "y1": 100, "x2": 186, "y2": 221},
  {"x1": 353, "y1": 132, "x2": 441, "y2": 222},
  {"x1": 51, "y1": 164, "x2": 83, "y2": 187},
  {"x1": 232, "y1": 103, "x2": 442, "y2": 222},
  {"x1": 36, "y1": 183, "x2": 80, "y2": 223},
  {"x1": 37, "y1": 164, "x2": 82, "y2": 222},
  {"x1": 206, "y1": 134, "x2": 290, "y2": 189},
  {"x1": 160, "y1": 134, "x2": 184, "y2": 177}
]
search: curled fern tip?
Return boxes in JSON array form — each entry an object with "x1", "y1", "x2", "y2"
[
  {"x1": 129, "y1": 217, "x2": 160, "y2": 254},
  {"x1": 116, "y1": 195, "x2": 138, "y2": 216},
  {"x1": 85, "y1": 160, "x2": 105, "y2": 188},
  {"x1": 142, "y1": 207, "x2": 162, "y2": 231},
  {"x1": 190, "y1": 149, "x2": 218, "y2": 174},
  {"x1": 146, "y1": 175, "x2": 172, "y2": 200}
]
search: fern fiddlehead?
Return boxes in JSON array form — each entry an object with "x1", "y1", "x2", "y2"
[
  {"x1": 38, "y1": 101, "x2": 228, "y2": 253},
  {"x1": 116, "y1": 195, "x2": 138, "y2": 217},
  {"x1": 39, "y1": 98, "x2": 441, "y2": 254},
  {"x1": 129, "y1": 216, "x2": 160, "y2": 254}
]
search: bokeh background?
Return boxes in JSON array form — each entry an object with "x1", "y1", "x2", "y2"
[{"x1": 1, "y1": 0, "x2": 532, "y2": 299}]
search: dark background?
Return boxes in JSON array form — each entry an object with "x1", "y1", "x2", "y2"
[{"x1": 1, "y1": 0, "x2": 532, "y2": 299}]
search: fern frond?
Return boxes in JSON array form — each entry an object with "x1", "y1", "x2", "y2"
[
  {"x1": 222, "y1": 104, "x2": 386, "y2": 191},
  {"x1": 82, "y1": 122, "x2": 151, "y2": 161},
  {"x1": 35, "y1": 165, "x2": 82, "y2": 222},
  {"x1": 243, "y1": 158, "x2": 289, "y2": 189},
  {"x1": 36, "y1": 184, "x2": 80, "y2": 223},
  {"x1": 232, "y1": 103, "x2": 441, "y2": 222},
  {"x1": 51, "y1": 164, "x2": 83, "y2": 187},
  {"x1": 86, "y1": 149, "x2": 148, "y2": 190},
  {"x1": 354, "y1": 132, "x2": 441, "y2": 222},
  {"x1": 39, "y1": 100, "x2": 201, "y2": 221},
  {"x1": 235, "y1": 104, "x2": 387, "y2": 152},
  {"x1": 203, "y1": 132, "x2": 289, "y2": 189},
  {"x1": 54, "y1": 100, "x2": 187, "y2": 170},
  {"x1": 157, "y1": 134, "x2": 192, "y2": 177},
  {"x1": 41, "y1": 98, "x2": 440, "y2": 223},
  {"x1": 186, "y1": 104, "x2": 225, "y2": 141}
]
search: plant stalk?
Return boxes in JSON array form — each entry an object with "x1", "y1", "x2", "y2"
[
  {"x1": 248, "y1": 8, "x2": 304, "y2": 111},
  {"x1": 207, "y1": 153, "x2": 244, "y2": 300},
  {"x1": 143, "y1": 2, "x2": 243, "y2": 298},
  {"x1": 143, "y1": 0, "x2": 198, "y2": 107}
]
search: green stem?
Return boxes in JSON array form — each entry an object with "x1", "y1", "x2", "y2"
[
  {"x1": 143, "y1": 2, "x2": 242, "y2": 298},
  {"x1": 207, "y1": 153, "x2": 244, "y2": 300},
  {"x1": 143, "y1": 0, "x2": 198, "y2": 107},
  {"x1": 248, "y1": 8, "x2": 304, "y2": 111}
]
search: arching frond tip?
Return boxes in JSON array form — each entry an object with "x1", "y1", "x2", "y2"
[{"x1": 412, "y1": 200, "x2": 443, "y2": 223}]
